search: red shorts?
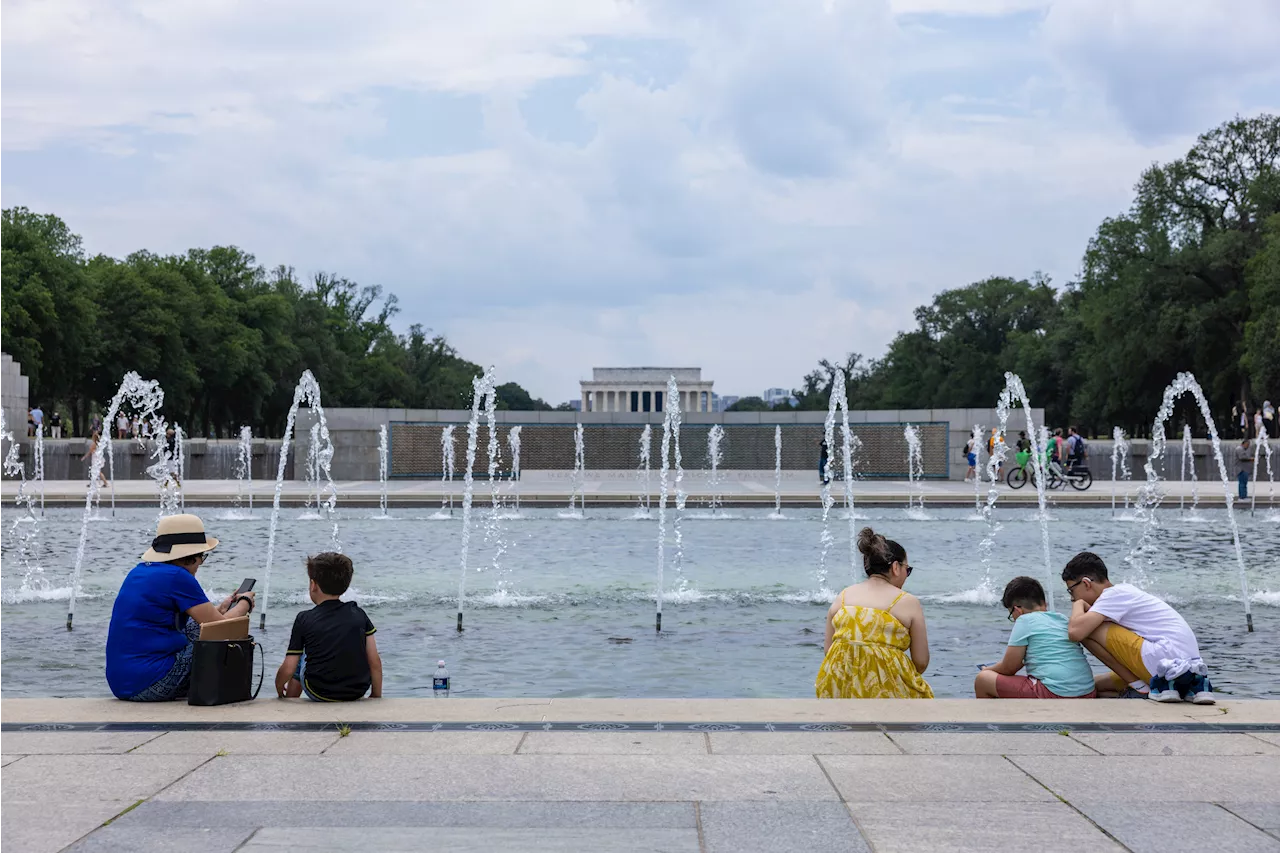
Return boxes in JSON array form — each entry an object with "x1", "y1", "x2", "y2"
[{"x1": 995, "y1": 674, "x2": 1096, "y2": 699}]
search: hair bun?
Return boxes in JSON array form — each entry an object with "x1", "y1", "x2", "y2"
[{"x1": 856, "y1": 527, "x2": 880, "y2": 556}]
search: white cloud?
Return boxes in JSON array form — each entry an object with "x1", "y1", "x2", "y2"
[
  {"x1": 2, "y1": 0, "x2": 1274, "y2": 401},
  {"x1": 891, "y1": 0, "x2": 1047, "y2": 15}
]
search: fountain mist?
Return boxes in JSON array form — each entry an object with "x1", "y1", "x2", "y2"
[
  {"x1": 706, "y1": 424, "x2": 725, "y2": 515},
  {"x1": 567, "y1": 423, "x2": 586, "y2": 517},
  {"x1": 68, "y1": 373, "x2": 165, "y2": 629},
  {"x1": 259, "y1": 370, "x2": 339, "y2": 630},
  {"x1": 377, "y1": 424, "x2": 390, "y2": 518},
  {"x1": 770, "y1": 425, "x2": 784, "y2": 519},
  {"x1": 508, "y1": 425, "x2": 523, "y2": 516},
  {"x1": 2, "y1": 412, "x2": 45, "y2": 597},
  {"x1": 655, "y1": 376, "x2": 684, "y2": 630},
  {"x1": 440, "y1": 425, "x2": 456, "y2": 516},
  {"x1": 1111, "y1": 427, "x2": 1131, "y2": 515},
  {"x1": 234, "y1": 426, "x2": 253, "y2": 516},
  {"x1": 817, "y1": 369, "x2": 855, "y2": 591},
  {"x1": 456, "y1": 367, "x2": 497, "y2": 631},
  {"x1": 1180, "y1": 426, "x2": 1199, "y2": 513},
  {"x1": 995, "y1": 373, "x2": 1055, "y2": 609},
  {"x1": 904, "y1": 424, "x2": 926, "y2": 517},
  {"x1": 1131, "y1": 373, "x2": 1252, "y2": 630}
]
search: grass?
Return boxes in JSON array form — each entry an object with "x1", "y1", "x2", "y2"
[
  {"x1": 102, "y1": 799, "x2": 145, "y2": 827},
  {"x1": 337, "y1": 723, "x2": 352, "y2": 738},
  {"x1": 215, "y1": 748, "x2": 228, "y2": 756}
]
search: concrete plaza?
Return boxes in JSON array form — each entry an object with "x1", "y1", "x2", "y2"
[
  {"x1": 5, "y1": 473, "x2": 1270, "y2": 508},
  {"x1": 2, "y1": 698, "x2": 1278, "y2": 852}
]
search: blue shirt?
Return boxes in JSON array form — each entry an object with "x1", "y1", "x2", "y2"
[
  {"x1": 105, "y1": 562, "x2": 210, "y2": 698},
  {"x1": 1006, "y1": 610, "x2": 1096, "y2": 698}
]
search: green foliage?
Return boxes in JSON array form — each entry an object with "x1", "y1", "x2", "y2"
[
  {"x1": 791, "y1": 114, "x2": 1280, "y2": 433},
  {"x1": 726, "y1": 396, "x2": 772, "y2": 412},
  {"x1": 1, "y1": 219, "x2": 544, "y2": 436}
]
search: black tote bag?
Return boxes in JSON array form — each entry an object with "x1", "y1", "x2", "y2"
[{"x1": 188, "y1": 637, "x2": 265, "y2": 706}]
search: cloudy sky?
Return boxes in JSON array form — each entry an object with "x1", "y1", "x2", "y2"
[{"x1": 4, "y1": 1, "x2": 1278, "y2": 403}]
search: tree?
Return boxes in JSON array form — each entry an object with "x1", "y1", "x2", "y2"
[
  {"x1": 495, "y1": 382, "x2": 553, "y2": 410},
  {"x1": 726, "y1": 396, "x2": 771, "y2": 412}
]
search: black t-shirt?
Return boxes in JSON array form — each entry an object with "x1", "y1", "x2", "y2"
[{"x1": 286, "y1": 600, "x2": 376, "y2": 700}]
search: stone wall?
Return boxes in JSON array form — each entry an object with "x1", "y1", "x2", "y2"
[
  {"x1": 0, "y1": 437, "x2": 287, "y2": 481},
  {"x1": 389, "y1": 422, "x2": 951, "y2": 479},
  {"x1": 2, "y1": 352, "x2": 31, "y2": 438}
]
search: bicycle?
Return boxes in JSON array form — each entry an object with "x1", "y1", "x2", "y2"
[{"x1": 1007, "y1": 455, "x2": 1093, "y2": 491}]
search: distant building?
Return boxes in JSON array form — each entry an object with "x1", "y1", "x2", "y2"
[
  {"x1": 713, "y1": 394, "x2": 740, "y2": 412},
  {"x1": 566, "y1": 400, "x2": 582, "y2": 411},
  {"x1": 764, "y1": 387, "x2": 797, "y2": 408},
  {"x1": 579, "y1": 368, "x2": 714, "y2": 413}
]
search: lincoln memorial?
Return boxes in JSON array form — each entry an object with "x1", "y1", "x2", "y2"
[{"x1": 579, "y1": 367, "x2": 715, "y2": 413}]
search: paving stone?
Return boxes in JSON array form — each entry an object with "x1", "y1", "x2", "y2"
[
  {"x1": 238, "y1": 826, "x2": 701, "y2": 851},
  {"x1": 0, "y1": 732, "x2": 161, "y2": 754},
  {"x1": 709, "y1": 733, "x2": 899, "y2": 755},
  {"x1": 1, "y1": 755, "x2": 23, "y2": 766},
  {"x1": 699, "y1": 800, "x2": 871, "y2": 853},
  {"x1": 1073, "y1": 801, "x2": 1280, "y2": 853},
  {"x1": 1, "y1": 754, "x2": 210, "y2": 802},
  {"x1": 66, "y1": 826, "x2": 256, "y2": 853},
  {"x1": 1249, "y1": 734, "x2": 1280, "y2": 748},
  {"x1": 819, "y1": 755, "x2": 1056, "y2": 802},
  {"x1": 888, "y1": 733, "x2": 1094, "y2": 755},
  {"x1": 132, "y1": 731, "x2": 339, "y2": 755},
  {"x1": 323, "y1": 732, "x2": 523, "y2": 754},
  {"x1": 1, "y1": 799, "x2": 135, "y2": 853},
  {"x1": 1220, "y1": 803, "x2": 1280, "y2": 833},
  {"x1": 845, "y1": 801, "x2": 1123, "y2": 853},
  {"x1": 520, "y1": 732, "x2": 706, "y2": 755},
  {"x1": 1071, "y1": 733, "x2": 1280, "y2": 756},
  {"x1": 1011, "y1": 756, "x2": 1280, "y2": 803},
  {"x1": 113, "y1": 800, "x2": 697, "y2": 828},
  {"x1": 154, "y1": 754, "x2": 837, "y2": 802}
]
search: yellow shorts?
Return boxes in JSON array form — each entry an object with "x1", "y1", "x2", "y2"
[{"x1": 1103, "y1": 625, "x2": 1151, "y2": 682}]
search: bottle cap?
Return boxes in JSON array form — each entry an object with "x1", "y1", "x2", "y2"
[{"x1": 437, "y1": 660, "x2": 446, "y2": 666}]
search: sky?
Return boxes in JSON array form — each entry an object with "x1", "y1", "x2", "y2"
[{"x1": 3, "y1": 1, "x2": 1279, "y2": 404}]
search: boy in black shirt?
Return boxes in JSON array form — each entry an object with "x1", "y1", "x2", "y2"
[{"x1": 275, "y1": 552, "x2": 382, "y2": 701}]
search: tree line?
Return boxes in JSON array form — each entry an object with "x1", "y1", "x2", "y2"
[
  {"x1": 756, "y1": 114, "x2": 1279, "y2": 437},
  {"x1": 1, "y1": 218, "x2": 559, "y2": 439}
]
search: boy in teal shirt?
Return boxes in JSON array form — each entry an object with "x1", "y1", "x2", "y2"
[{"x1": 975, "y1": 577, "x2": 1097, "y2": 698}]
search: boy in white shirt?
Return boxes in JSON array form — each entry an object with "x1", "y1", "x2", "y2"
[{"x1": 1064, "y1": 551, "x2": 1214, "y2": 704}]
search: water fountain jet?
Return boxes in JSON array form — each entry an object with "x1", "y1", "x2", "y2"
[
  {"x1": 456, "y1": 367, "x2": 497, "y2": 631},
  {"x1": 68, "y1": 372, "x2": 165, "y2": 630},
  {"x1": 259, "y1": 371, "x2": 339, "y2": 630},
  {"x1": 1130, "y1": 372, "x2": 1253, "y2": 631}
]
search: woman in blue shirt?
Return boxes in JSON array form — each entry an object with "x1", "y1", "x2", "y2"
[{"x1": 105, "y1": 514, "x2": 255, "y2": 701}]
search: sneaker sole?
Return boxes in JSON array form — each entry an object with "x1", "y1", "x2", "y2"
[
  {"x1": 1151, "y1": 691, "x2": 1183, "y2": 703},
  {"x1": 1189, "y1": 693, "x2": 1216, "y2": 705}
]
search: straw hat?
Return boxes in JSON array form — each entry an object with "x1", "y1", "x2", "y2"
[{"x1": 142, "y1": 514, "x2": 220, "y2": 562}]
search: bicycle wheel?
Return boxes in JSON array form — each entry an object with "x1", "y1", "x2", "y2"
[
  {"x1": 1069, "y1": 469, "x2": 1093, "y2": 491},
  {"x1": 1006, "y1": 466, "x2": 1027, "y2": 489}
]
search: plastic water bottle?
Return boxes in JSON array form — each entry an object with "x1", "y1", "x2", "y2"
[{"x1": 433, "y1": 661, "x2": 450, "y2": 698}]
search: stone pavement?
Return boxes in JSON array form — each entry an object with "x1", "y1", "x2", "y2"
[
  {"x1": 2, "y1": 700, "x2": 1279, "y2": 852},
  {"x1": 6, "y1": 474, "x2": 1266, "y2": 508}
]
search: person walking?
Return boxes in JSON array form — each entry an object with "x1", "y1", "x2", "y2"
[
  {"x1": 50, "y1": 411, "x2": 63, "y2": 439},
  {"x1": 1255, "y1": 408, "x2": 1264, "y2": 439},
  {"x1": 81, "y1": 432, "x2": 109, "y2": 487},
  {"x1": 30, "y1": 405, "x2": 44, "y2": 437},
  {"x1": 1235, "y1": 439, "x2": 1253, "y2": 499},
  {"x1": 116, "y1": 412, "x2": 129, "y2": 440}
]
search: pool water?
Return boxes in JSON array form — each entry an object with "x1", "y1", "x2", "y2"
[{"x1": 3, "y1": 505, "x2": 1278, "y2": 699}]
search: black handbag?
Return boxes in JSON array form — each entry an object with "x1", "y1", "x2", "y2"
[{"x1": 187, "y1": 637, "x2": 265, "y2": 706}]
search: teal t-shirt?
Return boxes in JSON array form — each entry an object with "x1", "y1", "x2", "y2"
[{"x1": 1007, "y1": 610, "x2": 1095, "y2": 697}]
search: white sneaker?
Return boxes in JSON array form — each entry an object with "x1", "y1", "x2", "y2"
[
  {"x1": 1188, "y1": 691, "x2": 1216, "y2": 705},
  {"x1": 1150, "y1": 689, "x2": 1183, "y2": 703}
]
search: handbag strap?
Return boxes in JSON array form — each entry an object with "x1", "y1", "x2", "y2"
[{"x1": 251, "y1": 640, "x2": 265, "y2": 700}]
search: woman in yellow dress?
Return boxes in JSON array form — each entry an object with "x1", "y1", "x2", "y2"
[{"x1": 816, "y1": 527, "x2": 933, "y2": 699}]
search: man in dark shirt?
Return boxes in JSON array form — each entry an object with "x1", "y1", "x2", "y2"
[{"x1": 275, "y1": 552, "x2": 382, "y2": 701}]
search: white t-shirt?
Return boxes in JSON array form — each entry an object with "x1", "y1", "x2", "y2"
[{"x1": 1090, "y1": 583, "x2": 1201, "y2": 676}]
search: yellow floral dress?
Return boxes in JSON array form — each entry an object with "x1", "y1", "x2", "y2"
[{"x1": 816, "y1": 590, "x2": 934, "y2": 699}]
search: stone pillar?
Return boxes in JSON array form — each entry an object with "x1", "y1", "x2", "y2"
[{"x1": 582, "y1": 391, "x2": 588, "y2": 412}]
